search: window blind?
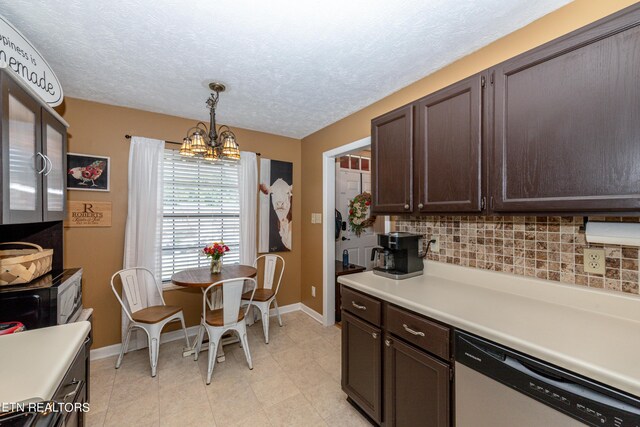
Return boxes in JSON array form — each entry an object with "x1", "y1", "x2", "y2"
[{"x1": 161, "y1": 149, "x2": 240, "y2": 282}]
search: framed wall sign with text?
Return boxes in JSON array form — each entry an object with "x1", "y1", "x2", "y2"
[{"x1": 65, "y1": 201, "x2": 112, "y2": 227}]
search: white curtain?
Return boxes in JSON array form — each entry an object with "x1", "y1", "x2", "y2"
[
  {"x1": 239, "y1": 152, "x2": 258, "y2": 265},
  {"x1": 122, "y1": 136, "x2": 165, "y2": 348}
]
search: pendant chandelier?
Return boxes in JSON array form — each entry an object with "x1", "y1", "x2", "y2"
[{"x1": 179, "y1": 82, "x2": 241, "y2": 161}]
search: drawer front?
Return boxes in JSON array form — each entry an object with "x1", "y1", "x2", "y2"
[
  {"x1": 386, "y1": 304, "x2": 450, "y2": 360},
  {"x1": 53, "y1": 342, "x2": 87, "y2": 404},
  {"x1": 341, "y1": 286, "x2": 382, "y2": 326}
]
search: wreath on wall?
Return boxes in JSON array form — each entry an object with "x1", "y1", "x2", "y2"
[{"x1": 348, "y1": 192, "x2": 376, "y2": 237}]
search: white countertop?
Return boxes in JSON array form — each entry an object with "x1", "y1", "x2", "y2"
[
  {"x1": 0, "y1": 321, "x2": 91, "y2": 404},
  {"x1": 338, "y1": 261, "x2": 640, "y2": 397}
]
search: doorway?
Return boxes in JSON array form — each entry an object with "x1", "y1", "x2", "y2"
[
  {"x1": 322, "y1": 137, "x2": 390, "y2": 326},
  {"x1": 335, "y1": 151, "x2": 381, "y2": 270}
]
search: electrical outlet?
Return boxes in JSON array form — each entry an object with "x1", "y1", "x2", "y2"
[
  {"x1": 583, "y1": 248, "x2": 606, "y2": 275},
  {"x1": 311, "y1": 286, "x2": 316, "y2": 297},
  {"x1": 430, "y1": 236, "x2": 439, "y2": 253}
]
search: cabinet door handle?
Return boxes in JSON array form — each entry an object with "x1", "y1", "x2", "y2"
[
  {"x1": 385, "y1": 339, "x2": 392, "y2": 347},
  {"x1": 63, "y1": 379, "x2": 83, "y2": 403},
  {"x1": 43, "y1": 154, "x2": 53, "y2": 176},
  {"x1": 402, "y1": 323, "x2": 425, "y2": 337},
  {"x1": 371, "y1": 332, "x2": 378, "y2": 339},
  {"x1": 403, "y1": 204, "x2": 410, "y2": 210},
  {"x1": 351, "y1": 301, "x2": 366, "y2": 311},
  {"x1": 418, "y1": 203, "x2": 424, "y2": 209},
  {"x1": 36, "y1": 152, "x2": 47, "y2": 174}
]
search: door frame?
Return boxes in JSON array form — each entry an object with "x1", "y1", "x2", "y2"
[{"x1": 322, "y1": 136, "x2": 390, "y2": 326}]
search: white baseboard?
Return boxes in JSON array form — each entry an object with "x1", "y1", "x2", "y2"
[
  {"x1": 90, "y1": 302, "x2": 304, "y2": 361},
  {"x1": 90, "y1": 325, "x2": 200, "y2": 361},
  {"x1": 270, "y1": 302, "x2": 300, "y2": 317},
  {"x1": 300, "y1": 304, "x2": 323, "y2": 324}
]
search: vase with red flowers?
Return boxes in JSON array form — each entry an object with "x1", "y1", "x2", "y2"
[{"x1": 203, "y1": 241, "x2": 230, "y2": 274}]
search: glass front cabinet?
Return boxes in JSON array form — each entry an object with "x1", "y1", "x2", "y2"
[{"x1": 1, "y1": 70, "x2": 67, "y2": 224}]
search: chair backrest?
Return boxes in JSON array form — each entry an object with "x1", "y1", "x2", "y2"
[
  {"x1": 111, "y1": 267, "x2": 164, "y2": 320},
  {"x1": 253, "y1": 254, "x2": 285, "y2": 295},
  {"x1": 203, "y1": 277, "x2": 257, "y2": 327}
]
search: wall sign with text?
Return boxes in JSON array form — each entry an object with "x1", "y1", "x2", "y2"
[
  {"x1": 0, "y1": 14, "x2": 63, "y2": 106},
  {"x1": 65, "y1": 201, "x2": 112, "y2": 228}
]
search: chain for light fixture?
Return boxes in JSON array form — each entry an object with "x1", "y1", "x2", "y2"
[{"x1": 179, "y1": 82, "x2": 241, "y2": 161}]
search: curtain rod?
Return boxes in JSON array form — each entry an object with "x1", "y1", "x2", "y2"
[{"x1": 124, "y1": 134, "x2": 261, "y2": 156}]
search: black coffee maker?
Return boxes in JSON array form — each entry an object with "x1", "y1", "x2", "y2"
[{"x1": 371, "y1": 232, "x2": 424, "y2": 279}]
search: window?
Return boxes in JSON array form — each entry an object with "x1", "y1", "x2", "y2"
[
  {"x1": 161, "y1": 149, "x2": 240, "y2": 282},
  {"x1": 337, "y1": 154, "x2": 370, "y2": 171}
]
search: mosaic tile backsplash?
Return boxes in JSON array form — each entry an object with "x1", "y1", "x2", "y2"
[{"x1": 393, "y1": 216, "x2": 640, "y2": 295}]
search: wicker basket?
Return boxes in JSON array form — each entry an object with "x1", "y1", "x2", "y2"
[{"x1": 0, "y1": 242, "x2": 53, "y2": 286}]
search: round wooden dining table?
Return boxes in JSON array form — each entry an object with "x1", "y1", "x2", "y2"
[
  {"x1": 171, "y1": 264, "x2": 257, "y2": 288},
  {"x1": 171, "y1": 264, "x2": 258, "y2": 360}
]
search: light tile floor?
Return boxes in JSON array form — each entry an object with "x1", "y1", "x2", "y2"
[{"x1": 87, "y1": 311, "x2": 372, "y2": 427}]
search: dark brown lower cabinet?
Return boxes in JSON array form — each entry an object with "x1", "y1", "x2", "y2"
[
  {"x1": 341, "y1": 285, "x2": 453, "y2": 426},
  {"x1": 341, "y1": 311, "x2": 382, "y2": 423},
  {"x1": 384, "y1": 336, "x2": 450, "y2": 427}
]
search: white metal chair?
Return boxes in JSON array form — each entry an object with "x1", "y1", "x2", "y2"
[
  {"x1": 194, "y1": 277, "x2": 257, "y2": 385},
  {"x1": 110, "y1": 267, "x2": 189, "y2": 377},
  {"x1": 241, "y1": 254, "x2": 285, "y2": 344}
]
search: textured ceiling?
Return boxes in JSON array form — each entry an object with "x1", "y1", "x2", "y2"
[{"x1": 0, "y1": 0, "x2": 571, "y2": 138}]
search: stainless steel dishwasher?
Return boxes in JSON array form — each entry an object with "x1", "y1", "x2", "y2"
[{"x1": 455, "y1": 331, "x2": 640, "y2": 427}]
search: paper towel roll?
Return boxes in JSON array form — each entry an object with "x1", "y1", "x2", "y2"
[{"x1": 585, "y1": 221, "x2": 640, "y2": 247}]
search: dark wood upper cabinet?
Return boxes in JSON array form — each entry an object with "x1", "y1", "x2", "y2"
[
  {"x1": 384, "y1": 336, "x2": 450, "y2": 427},
  {"x1": 491, "y1": 7, "x2": 640, "y2": 213},
  {"x1": 341, "y1": 310, "x2": 382, "y2": 424},
  {"x1": 371, "y1": 105, "x2": 414, "y2": 214},
  {"x1": 416, "y1": 74, "x2": 484, "y2": 213},
  {"x1": 371, "y1": 4, "x2": 640, "y2": 216}
]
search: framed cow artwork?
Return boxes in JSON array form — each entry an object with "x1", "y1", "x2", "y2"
[
  {"x1": 67, "y1": 153, "x2": 110, "y2": 191},
  {"x1": 259, "y1": 158, "x2": 293, "y2": 253}
]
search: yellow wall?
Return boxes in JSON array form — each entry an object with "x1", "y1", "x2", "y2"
[
  {"x1": 299, "y1": 0, "x2": 639, "y2": 313},
  {"x1": 59, "y1": 98, "x2": 301, "y2": 349}
]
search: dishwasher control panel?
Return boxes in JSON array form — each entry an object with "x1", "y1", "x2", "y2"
[
  {"x1": 456, "y1": 331, "x2": 640, "y2": 427},
  {"x1": 526, "y1": 380, "x2": 616, "y2": 425}
]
